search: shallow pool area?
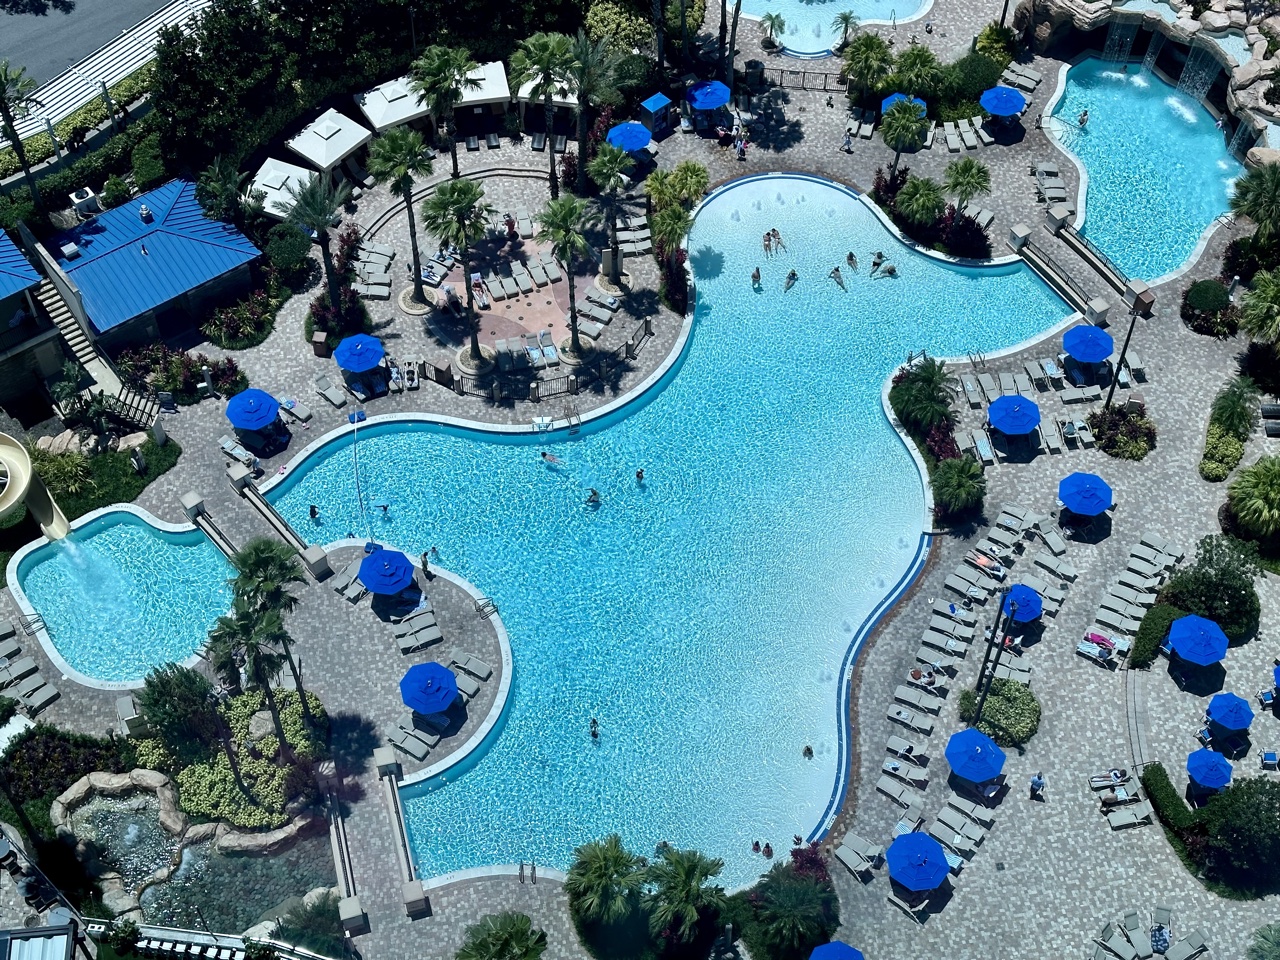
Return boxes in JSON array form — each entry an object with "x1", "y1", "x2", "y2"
[
  {"x1": 1206, "y1": 30, "x2": 1252, "y2": 65},
  {"x1": 741, "y1": 0, "x2": 926, "y2": 55},
  {"x1": 12, "y1": 511, "x2": 234, "y2": 685},
  {"x1": 1050, "y1": 57, "x2": 1241, "y2": 280},
  {"x1": 268, "y1": 175, "x2": 1069, "y2": 887}
]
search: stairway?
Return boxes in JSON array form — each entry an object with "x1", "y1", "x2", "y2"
[{"x1": 35, "y1": 279, "x2": 94, "y2": 367}]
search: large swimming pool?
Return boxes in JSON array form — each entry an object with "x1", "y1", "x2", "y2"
[
  {"x1": 267, "y1": 175, "x2": 1069, "y2": 886},
  {"x1": 1050, "y1": 57, "x2": 1241, "y2": 281},
  {"x1": 742, "y1": 0, "x2": 927, "y2": 56}
]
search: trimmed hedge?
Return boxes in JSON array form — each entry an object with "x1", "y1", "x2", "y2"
[
  {"x1": 1131, "y1": 603, "x2": 1185, "y2": 668},
  {"x1": 958, "y1": 679, "x2": 1041, "y2": 747},
  {"x1": 1140, "y1": 761, "x2": 1199, "y2": 832},
  {"x1": 1199, "y1": 423, "x2": 1245, "y2": 482}
]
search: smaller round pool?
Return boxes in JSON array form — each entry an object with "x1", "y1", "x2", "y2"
[
  {"x1": 741, "y1": 0, "x2": 928, "y2": 56},
  {"x1": 12, "y1": 511, "x2": 233, "y2": 686}
]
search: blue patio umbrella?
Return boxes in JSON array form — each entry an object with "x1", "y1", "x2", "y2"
[
  {"x1": 810, "y1": 945, "x2": 864, "y2": 960},
  {"x1": 359, "y1": 548, "x2": 416, "y2": 595},
  {"x1": 400, "y1": 662, "x2": 459, "y2": 716},
  {"x1": 1062, "y1": 325, "x2": 1114, "y2": 364},
  {"x1": 1274, "y1": 664, "x2": 1280, "y2": 689},
  {"x1": 885, "y1": 833, "x2": 950, "y2": 892},
  {"x1": 1167, "y1": 615, "x2": 1229, "y2": 667},
  {"x1": 687, "y1": 80, "x2": 731, "y2": 111},
  {"x1": 334, "y1": 333, "x2": 385, "y2": 373},
  {"x1": 225, "y1": 388, "x2": 279, "y2": 432},
  {"x1": 1206, "y1": 692, "x2": 1254, "y2": 731},
  {"x1": 1187, "y1": 748, "x2": 1232, "y2": 790},
  {"x1": 1002, "y1": 584, "x2": 1043, "y2": 622},
  {"x1": 945, "y1": 728, "x2": 1006, "y2": 783},
  {"x1": 606, "y1": 122, "x2": 652, "y2": 152},
  {"x1": 881, "y1": 92, "x2": 927, "y2": 116},
  {"x1": 987, "y1": 394, "x2": 1041, "y2": 435},
  {"x1": 1058, "y1": 472, "x2": 1112, "y2": 516},
  {"x1": 979, "y1": 85, "x2": 1026, "y2": 117}
]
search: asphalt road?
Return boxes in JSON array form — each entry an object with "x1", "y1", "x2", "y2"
[{"x1": 0, "y1": 0, "x2": 172, "y2": 84}]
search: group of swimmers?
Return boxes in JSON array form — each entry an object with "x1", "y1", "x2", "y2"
[
  {"x1": 540, "y1": 451, "x2": 644, "y2": 505},
  {"x1": 762, "y1": 228, "x2": 787, "y2": 257},
  {"x1": 753, "y1": 249, "x2": 897, "y2": 291}
]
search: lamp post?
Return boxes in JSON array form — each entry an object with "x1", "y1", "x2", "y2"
[
  {"x1": 1104, "y1": 305, "x2": 1140, "y2": 410},
  {"x1": 973, "y1": 587, "x2": 1013, "y2": 724}
]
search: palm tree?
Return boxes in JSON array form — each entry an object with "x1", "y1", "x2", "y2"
[
  {"x1": 511, "y1": 32, "x2": 574, "y2": 201},
  {"x1": 719, "y1": 0, "x2": 728, "y2": 69},
  {"x1": 753, "y1": 863, "x2": 839, "y2": 956},
  {"x1": 1230, "y1": 162, "x2": 1280, "y2": 241},
  {"x1": 652, "y1": 0, "x2": 666, "y2": 72},
  {"x1": 880, "y1": 99, "x2": 928, "y2": 173},
  {"x1": 933, "y1": 455, "x2": 986, "y2": 515},
  {"x1": 760, "y1": 12, "x2": 786, "y2": 46},
  {"x1": 568, "y1": 32, "x2": 620, "y2": 197},
  {"x1": 892, "y1": 356, "x2": 957, "y2": 433},
  {"x1": 842, "y1": 33, "x2": 892, "y2": 103},
  {"x1": 0, "y1": 60, "x2": 44, "y2": 215},
  {"x1": 895, "y1": 175, "x2": 946, "y2": 226},
  {"x1": 564, "y1": 834, "x2": 644, "y2": 924},
  {"x1": 943, "y1": 157, "x2": 992, "y2": 209},
  {"x1": 409, "y1": 45, "x2": 481, "y2": 181},
  {"x1": 456, "y1": 912, "x2": 547, "y2": 960},
  {"x1": 831, "y1": 10, "x2": 858, "y2": 49},
  {"x1": 1241, "y1": 268, "x2": 1280, "y2": 346},
  {"x1": 210, "y1": 597, "x2": 289, "y2": 758},
  {"x1": 368, "y1": 128, "x2": 435, "y2": 303},
  {"x1": 420, "y1": 178, "x2": 495, "y2": 363},
  {"x1": 641, "y1": 846, "x2": 726, "y2": 943},
  {"x1": 651, "y1": 204, "x2": 693, "y2": 268},
  {"x1": 645, "y1": 168, "x2": 679, "y2": 214},
  {"x1": 588, "y1": 144, "x2": 635, "y2": 286},
  {"x1": 196, "y1": 156, "x2": 249, "y2": 225},
  {"x1": 536, "y1": 196, "x2": 591, "y2": 356},
  {"x1": 1248, "y1": 922, "x2": 1280, "y2": 960},
  {"x1": 893, "y1": 43, "x2": 942, "y2": 98},
  {"x1": 670, "y1": 160, "x2": 709, "y2": 208},
  {"x1": 1211, "y1": 376, "x2": 1260, "y2": 439},
  {"x1": 285, "y1": 175, "x2": 351, "y2": 321},
  {"x1": 1230, "y1": 454, "x2": 1280, "y2": 538}
]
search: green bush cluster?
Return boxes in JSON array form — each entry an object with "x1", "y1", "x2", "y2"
[
  {"x1": 1181, "y1": 280, "x2": 1238, "y2": 338},
  {"x1": 1140, "y1": 762, "x2": 1199, "y2": 832},
  {"x1": 1161, "y1": 535, "x2": 1262, "y2": 644},
  {"x1": 974, "y1": 23, "x2": 1016, "y2": 66},
  {"x1": 0, "y1": 697, "x2": 17, "y2": 726},
  {"x1": 264, "y1": 224, "x2": 313, "y2": 284},
  {"x1": 957, "y1": 679, "x2": 1041, "y2": 746},
  {"x1": 55, "y1": 440, "x2": 183, "y2": 522},
  {"x1": 0, "y1": 725, "x2": 137, "y2": 822},
  {"x1": 100, "y1": 175, "x2": 132, "y2": 209},
  {"x1": 1130, "y1": 603, "x2": 1186, "y2": 668},
  {"x1": 1200, "y1": 424, "x2": 1246, "y2": 482},
  {"x1": 133, "y1": 737, "x2": 177, "y2": 772},
  {"x1": 1200, "y1": 377, "x2": 1258, "y2": 481},
  {"x1": 130, "y1": 132, "x2": 168, "y2": 191},
  {"x1": 585, "y1": 1, "x2": 653, "y2": 52},
  {"x1": 116, "y1": 346, "x2": 247, "y2": 404},
  {"x1": 202, "y1": 287, "x2": 281, "y2": 351},
  {"x1": 224, "y1": 689, "x2": 329, "y2": 763},
  {"x1": 939, "y1": 54, "x2": 1006, "y2": 115},
  {"x1": 1087, "y1": 405, "x2": 1158, "y2": 461}
]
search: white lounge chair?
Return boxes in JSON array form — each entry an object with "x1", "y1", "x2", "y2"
[{"x1": 315, "y1": 376, "x2": 348, "y2": 408}]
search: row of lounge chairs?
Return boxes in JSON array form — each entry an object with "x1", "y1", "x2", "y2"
[
  {"x1": 572, "y1": 288, "x2": 626, "y2": 340},
  {"x1": 464, "y1": 132, "x2": 504, "y2": 151},
  {"x1": 530, "y1": 132, "x2": 569, "y2": 153},
  {"x1": 353, "y1": 239, "x2": 395, "y2": 300},
  {"x1": 133, "y1": 937, "x2": 248, "y2": 958},
  {"x1": 1095, "y1": 905, "x2": 1209, "y2": 960},
  {"x1": 846, "y1": 109, "x2": 877, "y2": 140},
  {"x1": 1001, "y1": 61, "x2": 1043, "y2": 92},
  {"x1": 0, "y1": 642, "x2": 59, "y2": 713},
  {"x1": 484, "y1": 252, "x2": 562, "y2": 302},
  {"x1": 496, "y1": 331, "x2": 561, "y2": 372},
  {"x1": 943, "y1": 117, "x2": 993, "y2": 152}
]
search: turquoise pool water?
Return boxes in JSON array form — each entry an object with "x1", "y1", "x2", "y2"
[
  {"x1": 15, "y1": 513, "x2": 234, "y2": 684},
  {"x1": 742, "y1": 0, "x2": 926, "y2": 55},
  {"x1": 1207, "y1": 31, "x2": 1251, "y2": 65},
  {"x1": 268, "y1": 175, "x2": 1069, "y2": 887},
  {"x1": 1051, "y1": 57, "x2": 1241, "y2": 280}
]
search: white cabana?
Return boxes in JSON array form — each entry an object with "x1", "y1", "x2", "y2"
[
  {"x1": 516, "y1": 75, "x2": 576, "y2": 110},
  {"x1": 357, "y1": 76, "x2": 430, "y2": 132},
  {"x1": 459, "y1": 61, "x2": 512, "y2": 108},
  {"x1": 287, "y1": 108, "x2": 373, "y2": 173},
  {"x1": 249, "y1": 157, "x2": 317, "y2": 220}
]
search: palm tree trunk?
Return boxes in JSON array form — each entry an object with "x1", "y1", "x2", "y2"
[
  {"x1": 577, "y1": 95, "x2": 590, "y2": 196},
  {"x1": 653, "y1": 0, "x2": 666, "y2": 70},
  {"x1": 259, "y1": 680, "x2": 290, "y2": 767},
  {"x1": 447, "y1": 107, "x2": 460, "y2": 179},
  {"x1": 608, "y1": 192, "x2": 621, "y2": 286},
  {"x1": 462, "y1": 217, "x2": 481, "y2": 362},
  {"x1": 0, "y1": 110, "x2": 43, "y2": 216},
  {"x1": 217, "y1": 722, "x2": 255, "y2": 800},
  {"x1": 279, "y1": 636, "x2": 312, "y2": 727},
  {"x1": 546, "y1": 98, "x2": 559, "y2": 200},
  {"x1": 566, "y1": 255, "x2": 584, "y2": 356},
  {"x1": 405, "y1": 185, "x2": 426, "y2": 303},
  {"x1": 680, "y1": 0, "x2": 688, "y2": 64},
  {"x1": 727, "y1": 0, "x2": 742, "y2": 86},
  {"x1": 718, "y1": 0, "x2": 727, "y2": 72},
  {"x1": 891, "y1": 147, "x2": 902, "y2": 173},
  {"x1": 318, "y1": 231, "x2": 342, "y2": 321}
]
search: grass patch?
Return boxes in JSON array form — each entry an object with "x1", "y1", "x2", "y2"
[{"x1": 56, "y1": 440, "x2": 182, "y2": 522}]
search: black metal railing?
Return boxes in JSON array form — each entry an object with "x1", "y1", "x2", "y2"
[{"x1": 1062, "y1": 223, "x2": 1129, "y2": 287}]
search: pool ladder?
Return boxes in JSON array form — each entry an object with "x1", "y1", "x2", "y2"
[
  {"x1": 565, "y1": 405, "x2": 582, "y2": 435},
  {"x1": 475, "y1": 598, "x2": 498, "y2": 620},
  {"x1": 17, "y1": 614, "x2": 44, "y2": 636}
]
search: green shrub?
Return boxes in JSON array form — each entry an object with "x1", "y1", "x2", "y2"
[
  {"x1": 264, "y1": 223, "x2": 313, "y2": 284},
  {"x1": 1182, "y1": 280, "x2": 1238, "y2": 337},
  {"x1": 974, "y1": 23, "x2": 1016, "y2": 65},
  {"x1": 1202, "y1": 777, "x2": 1280, "y2": 887},
  {"x1": 130, "y1": 132, "x2": 167, "y2": 192},
  {"x1": 26, "y1": 445, "x2": 92, "y2": 498},
  {"x1": 1161, "y1": 535, "x2": 1261, "y2": 644},
  {"x1": 100, "y1": 175, "x2": 132, "y2": 209},
  {"x1": 105, "y1": 919, "x2": 141, "y2": 954},
  {"x1": 176, "y1": 751, "x2": 294, "y2": 829},
  {"x1": 133, "y1": 737, "x2": 178, "y2": 772},
  {"x1": 275, "y1": 891, "x2": 345, "y2": 958},
  {"x1": 957, "y1": 679, "x2": 1041, "y2": 746},
  {"x1": 1132, "y1": 604, "x2": 1187, "y2": 667},
  {"x1": 201, "y1": 288, "x2": 279, "y2": 350},
  {"x1": 1087, "y1": 405, "x2": 1157, "y2": 460},
  {"x1": 939, "y1": 54, "x2": 1006, "y2": 110},
  {"x1": 242, "y1": 942, "x2": 278, "y2": 960},
  {"x1": 116, "y1": 345, "x2": 246, "y2": 404},
  {"x1": 55, "y1": 440, "x2": 183, "y2": 522},
  {"x1": 1141, "y1": 762, "x2": 1201, "y2": 831},
  {"x1": 1186, "y1": 278, "x2": 1231, "y2": 313},
  {"x1": 664, "y1": 0, "x2": 707, "y2": 47},
  {"x1": 932, "y1": 455, "x2": 985, "y2": 520},
  {"x1": 0, "y1": 697, "x2": 17, "y2": 726},
  {"x1": 586, "y1": 1, "x2": 655, "y2": 52},
  {"x1": 0, "y1": 725, "x2": 136, "y2": 812},
  {"x1": 1199, "y1": 423, "x2": 1245, "y2": 482}
]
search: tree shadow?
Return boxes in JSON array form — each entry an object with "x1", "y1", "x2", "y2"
[
  {"x1": 688, "y1": 245, "x2": 725, "y2": 281},
  {"x1": 0, "y1": 0, "x2": 75, "y2": 12},
  {"x1": 328, "y1": 711, "x2": 380, "y2": 776}
]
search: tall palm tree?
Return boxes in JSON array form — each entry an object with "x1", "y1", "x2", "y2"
[
  {"x1": 456, "y1": 912, "x2": 547, "y2": 960},
  {"x1": 196, "y1": 156, "x2": 249, "y2": 225},
  {"x1": 880, "y1": 99, "x2": 928, "y2": 173},
  {"x1": 726, "y1": 0, "x2": 742, "y2": 84},
  {"x1": 368, "y1": 128, "x2": 435, "y2": 303},
  {"x1": 670, "y1": 160, "x2": 709, "y2": 208},
  {"x1": 1230, "y1": 162, "x2": 1280, "y2": 241},
  {"x1": 511, "y1": 33, "x2": 574, "y2": 201},
  {"x1": 641, "y1": 846, "x2": 726, "y2": 943},
  {"x1": 760, "y1": 12, "x2": 786, "y2": 46},
  {"x1": 933, "y1": 455, "x2": 986, "y2": 515},
  {"x1": 842, "y1": 33, "x2": 893, "y2": 103},
  {"x1": 409, "y1": 45, "x2": 481, "y2": 181},
  {"x1": 645, "y1": 168, "x2": 679, "y2": 214},
  {"x1": 1211, "y1": 375, "x2": 1260, "y2": 439},
  {"x1": 285, "y1": 175, "x2": 351, "y2": 320},
  {"x1": 1241, "y1": 268, "x2": 1280, "y2": 346},
  {"x1": 588, "y1": 144, "x2": 635, "y2": 286},
  {"x1": 420, "y1": 178, "x2": 495, "y2": 363},
  {"x1": 893, "y1": 43, "x2": 942, "y2": 98},
  {"x1": 0, "y1": 60, "x2": 44, "y2": 215},
  {"x1": 651, "y1": 204, "x2": 693, "y2": 268},
  {"x1": 943, "y1": 157, "x2": 992, "y2": 209},
  {"x1": 895, "y1": 175, "x2": 945, "y2": 226},
  {"x1": 652, "y1": 0, "x2": 666, "y2": 72},
  {"x1": 753, "y1": 863, "x2": 839, "y2": 956},
  {"x1": 718, "y1": 0, "x2": 728, "y2": 69},
  {"x1": 893, "y1": 355, "x2": 957, "y2": 432},
  {"x1": 564, "y1": 834, "x2": 644, "y2": 924},
  {"x1": 831, "y1": 10, "x2": 859, "y2": 49},
  {"x1": 568, "y1": 32, "x2": 620, "y2": 197},
  {"x1": 536, "y1": 196, "x2": 591, "y2": 356},
  {"x1": 210, "y1": 597, "x2": 289, "y2": 758},
  {"x1": 1230, "y1": 454, "x2": 1280, "y2": 538}
]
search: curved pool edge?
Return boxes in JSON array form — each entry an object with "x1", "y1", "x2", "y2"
[
  {"x1": 5, "y1": 504, "x2": 211, "y2": 692},
  {"x1": 745, "y1": 0, "x2": 936, "y2": 59}
]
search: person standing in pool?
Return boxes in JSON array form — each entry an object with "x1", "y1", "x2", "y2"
[
  {"x1": 829, "y1": 266, "x2": 845, "y2": 290},
  {"x1": 586, "y1": 488, "x2": 601, "y2": 505},
  {"x1": 771, "y1": 228, "x2": 786, "y2": 251},
  {"x1": 309, "y1": 505, "x2": 319, "y2": 521},
  {"x1": 1078, "y1": 109, "x2": 1088, "y2": 127},
  {"x1": 763, "y1": 233, "x2": 772, "y2": 257},
  {"x1": 751, "y1": 266, "x2": 761, "y2": 287},
  {"x1": 870, "y1": 250, "x2": 885, "y2": 274},
  {"x1": 846, "y1": 251, "x2": 858, "y2": 271}
]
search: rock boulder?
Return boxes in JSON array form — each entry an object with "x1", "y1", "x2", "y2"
[
  {"x1": 87, "y1": 772, "x2": 135, "y2": 796},
  {"x1": 247, "y1": 711, "x2": 276, "y2": 742},
  {"x1": 117, "y1": 432, "x2": 149, "y2": 452},
  {"x1": 130, "y1": 769, "x2": 170, "y2": 790}
]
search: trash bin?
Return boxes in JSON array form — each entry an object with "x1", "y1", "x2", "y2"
[{"x1": 312, "y1": 331, "x2": 331, "y2": 357}]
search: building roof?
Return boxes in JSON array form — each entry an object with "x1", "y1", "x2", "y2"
[
  {"x1": 2, "y1": 925, "x2": 73, "y2": 960},
  {"x1": 250, "y1": 157, "x2": 321, "y2": 220},
  {"x1": 0, "y1": 230, "x2": 40, "y2": 302},
  {"x1": 356, "y1": 76, "x2": 430, "y2": 132},
  {"x1": 49, "y1": 179, "x2": 260, "y2": 334},
  {"x1": 516, "y1": 74, "x2": 576, "y2": 109},
  {"x1": 459, "y1": 61, "x2": 512, "y2": 107},
  {"x1": 287, "y1": 108, "x2": 373, "y2": 172},
  {"x1": 641, "y1": 92, "x2": 672, "y2": 112}
]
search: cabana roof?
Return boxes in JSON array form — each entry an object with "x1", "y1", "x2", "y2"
[{"x1": 287, "y1": 108, "x2": 373, "y2": 172}]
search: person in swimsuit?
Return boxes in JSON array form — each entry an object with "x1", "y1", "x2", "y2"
[
  {"x1": 871, "y1": 250, "x2": 885, "y2": 273},
  {"x1": 771, "y1": 228, "x2": 786, "y2": 251},
  {"x1": 785, "y1": 269, "x2": 798, "y2": 290},
  {"x1": 846, "y1": 251, "x2": 857, "y2": 270},
  {"x1": 763, "y1": 233, "x2": 772, "y2": 256},
  {"x1": 751, "y1": 266, "x2": 761, "y2": 287},
  {"x1": 829, "y1": 266, "x2": 845, "y2": 289}
]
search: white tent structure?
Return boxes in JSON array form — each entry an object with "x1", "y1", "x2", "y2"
[
  {"x1": 515, "y1": 75, "x2": 576, "y2": 110},
  {"x1": 249, "y1": 157, "x2": 318, "y2": 220},
  {"x1": 287, "y1": 108, "x2": 373, "y2": 174},
  {"x1": 356, "y1": 76, "x2": 430, "y2": 132},
  {"x1": 459, "y1": 61, "x2": 512, "y2": 108}
]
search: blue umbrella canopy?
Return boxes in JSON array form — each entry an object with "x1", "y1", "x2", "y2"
[
  {"x1": 400, "y1": 662, "x2": 459, "y2": 715},
  {"x1": 945, "y1": 728, "x2": 1006, "y2": 783},
  {"x1": 687, "y1": 80, "x2": 731, "y2": 110},
  {"x1": 359, "y1": 548, "x2": 416, "y2": 595},
  {"x1": 1002, "y1": 584, "x2": 1043, "y2": 622},
  {"x1": 1206, "y1": 692, "x2": 1254, "y2": 731},
  {"x1": 1058, "y1": 472, "x2": 1113, "y2": 516},
  {"x1": 881, "y1": 92, "x2": 927, "y2": 116},
  {"x1": 334, "y1": 334, "x2": 385, "y2": 373},
  {"x1": 885, "y1": 833, "x2": 950, "y2": 891},
  {"x1": 1187, "y1": 748, "x2": 1232, "y2": 789},
  {"x1": 225, "y1": 388, "x2": 279, "y2": 432},
  {"x1": 606, "y1": 122, "x2": 652, "y2": 152},
  {"x1": 987, "y1": 394, "x2": 1041, "y2": 435},
  {"x1": 809, "y1": 944, "x2": 864, "y2": 960},
  {"x1": 1168, "y1": 615, "x2": 1229, "y2": 666},
  {"x1": 1274, "y1": 664, "x2": 1280, "y2": 690},
  {"x1": 1062, "y1": 325, "x2": 1114, "y2": 364},
  {"x1": 979, "y1": 85, "x2": 1026, "y2": 116}
]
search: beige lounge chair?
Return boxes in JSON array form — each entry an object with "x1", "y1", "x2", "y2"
[
  {"x1": 0, "y1": 656, "x2": 37, "y2": 689},
  {"x1": 888, "y1": 707, "x2": 934, "y2": 735},
  {"x1": 945, "y1": 794, "x2": 996, "y2": 828},
  {"x1": 894, "y1": 685, "x2": 942, "y2": 714}
]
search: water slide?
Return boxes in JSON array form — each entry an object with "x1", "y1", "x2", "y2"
[{"x1": 0, "y1": 432, "x2": 70, "y2": 539}]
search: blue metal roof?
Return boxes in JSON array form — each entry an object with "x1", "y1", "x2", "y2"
[
  {"x1": 50, "y1": 179, "x2": 260, "y2": 333},
  {"x1": 0, "y1": 229, "x2": 40, "y2": 301},
  {"x1": 641, "y1": 92, "x2": 672, "y2": 112}
]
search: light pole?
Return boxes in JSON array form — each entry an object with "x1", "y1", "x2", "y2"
[
  {"x1": 973, "y1": 587, "x2": 1013, "y2": 724},
  {"x1": 1104, "y1": 305, "x2": 1141, "y2": 410}
]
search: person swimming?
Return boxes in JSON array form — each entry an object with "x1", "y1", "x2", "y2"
[
  {"x1": 870, "y1": 250, "x2": 886, "y2": 273},
  {"x1": 586, "y1": 488, "x2": 601, "y2": 505},
  {"x1": 785, "y1": 269, "x2": 798, "y2": 291},
  {"x1": 829, "y1": 266, "x2": 845, "y2": 290},
  {"x1": 751, "y1": 266, "x2": 761, "y2": 287},
  {"x1": 846, "y1": 251, "x2": 858, "y2": 271},
  {"x1": 541, "y1": 451, "x2": 563, "y2": 465},
  {"x1": 763, "y1": 233, "x2": 772, "y2": 256},
  {"x1": 771, "y1": 228, "x2": 786, "y2": 251},
  {"x1": 876, "y1": 263, "x2": 898, "y2": 278}
]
